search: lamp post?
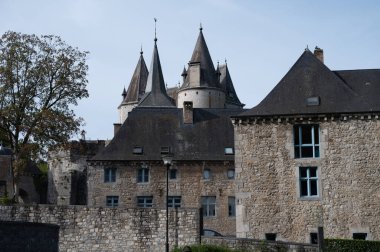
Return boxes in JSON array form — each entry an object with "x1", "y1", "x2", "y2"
[{"x1": 162, "y1": 154, "x2": 173, "y2": 252}]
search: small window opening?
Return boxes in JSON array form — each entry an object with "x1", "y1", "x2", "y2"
[
  {"x1": 265, "y1": 233, "x2": 277, "y2": 241},
  {"x1": 310, "y1": 233, "x2": 318, "y2": 244},
  {"x1": 160, "y1": 146, "x2": 170, "y2": 155},
  {"x1": 224, "y1": 147, "x2": 234, "y2": 155},
  {"x1": 133, "y1": 146, "x2": 143, "y2": 155},
  {"x1": 203, "y1": 169, "x2": 211, "y2": 180},
  {"x1": 227, "y1": 169, "x2": 235, "y2": 179},
  {"x1": 306, "y1": 96, "x2": 320, "y2": 106},
  {"x1": 353, "y1": 233, "x2": 367, "y2": 240}
]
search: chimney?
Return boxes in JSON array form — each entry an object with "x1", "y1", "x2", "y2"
[
  {"x1": 314, "y1": 46, "x2": 324, "y2": 63},
  {"x1": 113, "y1": 123, "x2": 121, "y2": 136},
  {"x1": 183, "y1": 101, "x2": 193, "y2": 124}
]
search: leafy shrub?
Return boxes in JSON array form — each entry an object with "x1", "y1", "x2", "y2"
[{"x1": 325, "y1": 238, "x2": 380, "y2": 252}]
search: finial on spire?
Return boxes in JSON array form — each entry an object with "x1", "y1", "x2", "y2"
[
  {"x1": 140, "y1": 44, "x2": 143, "y2": 55},
  {"x1": 154, "y1": 18, "x2": 158, "y2": 43},
  {"x1": 225, "y1": 58, "x2": 227, "y2": 65},
  {"x1": 200, "y1": 22, "x2": 203, "y2": 31},
  {"x1": 305, "y1": 45, "x2": 309, "y2": 51}
]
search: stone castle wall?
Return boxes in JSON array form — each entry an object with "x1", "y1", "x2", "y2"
[
  {"x1": 88, "y1": 161, "x2": 236, "y2": 236},
  {"x1": 0, "y1": 205, "x2": 199, "y2": 251},
  {"x1": 47, "y1": 140, "x2": 105, "y2": 205},
  {"x1": 234, "y1": 117, "x2": 380, "y2": 242}
]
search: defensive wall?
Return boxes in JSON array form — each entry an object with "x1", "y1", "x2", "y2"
[{"x1": 0, "y1": 205, "x2": 199, "y2": 252}]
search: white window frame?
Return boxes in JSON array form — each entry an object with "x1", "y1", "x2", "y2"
[
  {"x1": 299, "y1": 167, "x2": 319, "y2": 198},
  {"x1": 294, "y1": 125, "x2": 320, "y2": 158},
  {"x1": 106, "y1": 196, "x2": 119, "y2": 207},
  {"x1": 104, "y1": 168, "x2": 116, "y2": 183},
  {"x1": 168, "y1": 196, "x2": 181, "y2": 208},
  {"x1": 137, "y1": 167, "x2": 149, "y2": 183},
  {"x1": 137, "y1": 196, "x2": 153, "y2": 208},
  {"x1": 202, "y1": 196, "x2": 216, "y2": 217}
]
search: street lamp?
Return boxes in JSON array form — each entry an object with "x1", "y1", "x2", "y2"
[{"x1": 162, "y1": 154, "x2": 173, "y2": 252}]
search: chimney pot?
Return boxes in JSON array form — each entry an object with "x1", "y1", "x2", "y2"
[{"x1": 314, "y1": 46, "x2": 324, "y2": 63}]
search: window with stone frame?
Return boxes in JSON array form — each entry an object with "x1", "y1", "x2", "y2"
[
  {"x1": 106, "y1": 196, "x2": 119, "y2": 207},
  {"x1": 294, "y1": 124, "x2": 320, "y2": 158},
  {"x1": 353, "y1": 233, "x2": 367, "y2": 240},
  {"x1": 202, "y1": 196, "x2": 216, "y2": 217},
  {"x1": 104, "y1": 168, "x2": 116, "y2": 183},
  {"x1": 137, "y1": 167, "x2": 149, "y2": 183},
  {"x1": 168, "y1": 196, "x2": 181, "y2": 208},
  {"x1": 137, "y1": 196, "x2": 153, "y2": 208},
  {"x1": 299, "y1": 167, "x2": 319, "y2": 197},
  {"x1": 227, "y1": 168, "x2": 235, "y2": 180},
  {"x1": 310, "y1": 233, "x2": 318, "y2": 244},
  {"x1": 203, "y1": 169, "x2": 211, "y2": 180},
  {"x1": 169, "y1": 169, "x2": 177, "y2": 180},
  {"x1": 228, "y1": 196, "x2": 236, "y2": 217}
]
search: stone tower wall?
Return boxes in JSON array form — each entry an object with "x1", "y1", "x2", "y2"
[
  {"x1": 177, "y1": 88, "x2": 225, "y2": 109},
  {"x1": 234, "y1": 117, "x2": 380, "y2": 242}
]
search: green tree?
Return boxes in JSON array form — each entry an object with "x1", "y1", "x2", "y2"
[{"x1": 0, "y1": 31, "x2": 89, "y2": 199}]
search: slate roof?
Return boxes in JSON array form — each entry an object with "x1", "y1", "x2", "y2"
[
  {"x1": 219, "y1": 64, "x2": 244, "y2": 107},
  {"x1": 119, "y1": 51, "x2": 148, "y2": 106},
  {"x1": 180, "y1": 28, "x2": 220, "y2": 89},
  {"x1": 238, "y1": 50, "x2": 380, "y2": 117},
  {"x1": 138, "y1": 39, "x2": 175, "y2": 107},
  {"x1": 92, "y1": 107, "x2": 243, "y2": 161}
]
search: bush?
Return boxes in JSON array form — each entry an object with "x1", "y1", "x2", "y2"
[{"x1": 325, "y1": 238, "x2": 380, "y2": 252}]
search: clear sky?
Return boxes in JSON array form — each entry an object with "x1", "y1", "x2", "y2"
[{"x1": 1, "y1": 0, "x2": 379, "y2": 140}]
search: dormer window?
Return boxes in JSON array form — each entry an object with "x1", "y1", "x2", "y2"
[
  {"x1": 306, "y1": 96, "x2": 320, "y2": 106},
  {"x1": 160, "y1": 146, "x2": 170, "y2": 155},
  {"x1": 133, "y1": 146, "x2": 143, "y2": 155},
  {"x1": 224, "y1": 147, "x2": 234, "y2": 155}
]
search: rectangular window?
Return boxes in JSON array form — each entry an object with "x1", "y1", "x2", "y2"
[
  {"x1": 137, "y1": 167, "x2": 149, "y2": 183},
  {"x1": 168, "y1": 196, "x2": 181, "y2": 208},
  {"x1": 294, "y1": 125, "x2": 320, "y2": 158},
  {"x1": 160, "y1": 146, "x2": 170, "y2": 155},
  {"x1": 227, "y1": 169, "x2": 235, "y2": 179},
  {"x1": 224, "y1": 147, "x2": 234, "y2": 155},
  {"x1": 133, "y1": 146, "x2": 143, "y2": 155},
  {"x1": 137, "y1": 196, "x2": 153, "y2": 208},
  {"x1": 104, "y1": 168, "x2": 116, "y2": 183},
  {"x1": 353, "y1": 233, "x2": 367, "y2": 240},
  {"x1": 202, "y1": 196, "x2": 216, "y2": 217},
  {"x1": 203, "y1": 169, "x2": 211, "y2": 180},
  {"x1": 106, "y1": 196, "x2": 119, "y2": 207},
  {"x1": 169, "y1": 169, "x2": 177, "y2": 180},
  {"x1": 228, "y1": 197, "x2": 236, "y2": 217},
  {"x1": 299, "y1": 167, "x2": 318, "y2": 197},
  {"x1": 265, "y1": 233, "x2": 277, "y2": 241},
  {"x1": 310, "y1": 233, "x2": 318, "y2": 244}
]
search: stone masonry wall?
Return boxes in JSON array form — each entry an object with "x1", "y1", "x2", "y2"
[
  {"x1": 0, "y1": 205, "x2": 199, "y2": 252},
  {"x1": 87, "y1": 161, "x2": 236, "y2": 236},
  {"x1": 234, "y1": 117, "x2": 380, "y2": 242}
]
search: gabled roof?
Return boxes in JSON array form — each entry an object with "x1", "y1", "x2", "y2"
[
  {"x1": 138, "y1": 40, "x2": 175, "y2": 107},
  {"x1": 239, "y1": 50, "x2": 380, "y2": 117},
  {"x1": 180, "y1": 28, "x2": 219, "y2": 89},
  {"x1": 120, "y1": 51, "x2": 148, "y2": 106},
  {"x1": 219, "y1": 64, "x2": 244, "y2": 107},
  {"x1": 92, "y1": 107, "x2": 244, "y2": 161}
]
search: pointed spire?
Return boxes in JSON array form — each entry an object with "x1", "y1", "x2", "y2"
[
  {"x1": 219, "y1": 63, "x2": 244, "y2": 108},
  {"x1": 120, "y1": 51, "x2": 148, "y2": 105},
  {"x1": 122, "y1": 87, "x2": 127, "y2": 100},
  {"x1": 181, "y1": 26, "x2": 219, "y2": 89},
  {"x1": 138, "y1": 33, "x2": 175, "y2": 107}
]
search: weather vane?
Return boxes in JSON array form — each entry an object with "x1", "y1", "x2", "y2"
[{"x1": 154, "y1": 18, "x2": 157, "y2": 41}]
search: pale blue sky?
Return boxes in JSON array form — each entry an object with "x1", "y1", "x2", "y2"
[{"x1": 1, "y1": 0, "x2": 379, "y2": 140}]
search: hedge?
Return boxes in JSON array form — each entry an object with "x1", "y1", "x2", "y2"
[{"x1": 325, "y1": 238, "x2": 380, "y2": 252}]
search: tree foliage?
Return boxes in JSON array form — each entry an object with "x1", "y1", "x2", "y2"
[{"x1": 0, "y1": 31, "x2": 89, "y2": 177}]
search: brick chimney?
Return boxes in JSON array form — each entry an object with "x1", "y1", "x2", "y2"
[
  {"x1": 314, "y1": 46, "x2": 324, "y2": 63},
  {"x1": 113, "y1": 123, "x2": 121, "y2": 136},
  {"x1": 183, "y1": 101, "x2": 193, "y2": 124}
]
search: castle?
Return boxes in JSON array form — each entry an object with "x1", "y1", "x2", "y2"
[{"x1": 47, "y1": 28, "x2": 380, "y2": 243}]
